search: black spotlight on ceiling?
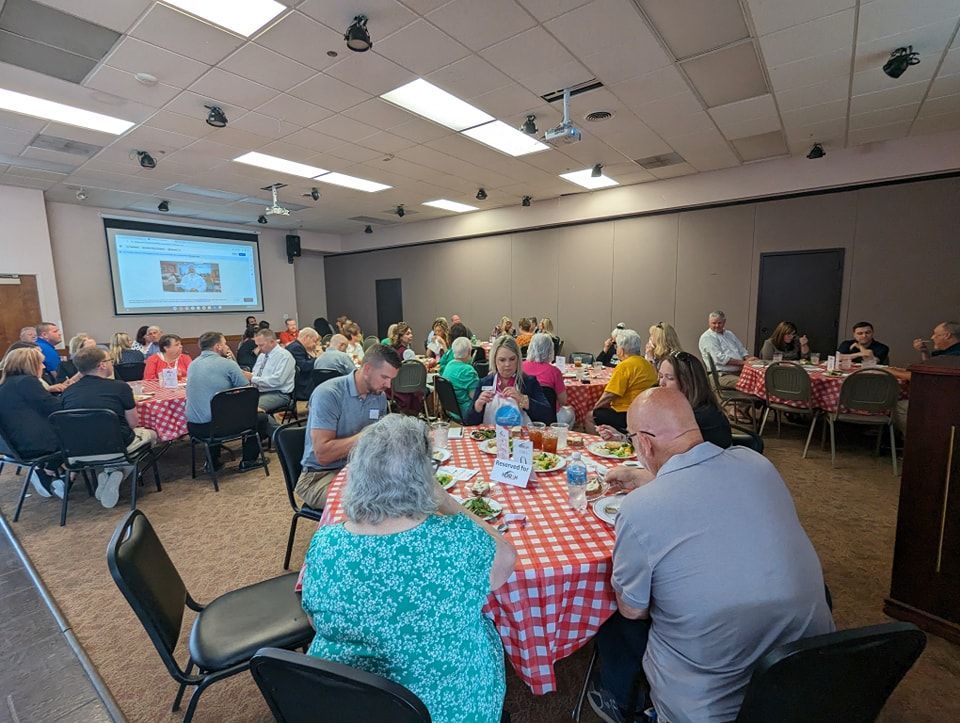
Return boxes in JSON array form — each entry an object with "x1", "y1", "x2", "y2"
[
  {"x1": 521, "y1": 195, "x2": 532, "y2": 207},
  {"x1": 591, "y1": 163, "x2": 603, "y2": 178},
  {"x1": 396, "y1": 204, "x2": 405, "y2": 218},
  {"x1": 158, "y1": 200, "x2": 169, "y2": 212},
  {"x1": 136, "y1": 150, "x2": 156, "y2": 169},
  {"x1": 806, "y1": 143, "x2": 826, "y2": 160},
  {"x1": 520, "y1": 114, "x2": 538, "y2": 135},
  {"x1": 257, "y1": 215, "x2": 267, "y2": 224},
  {"x1": 345, "y1": 15, "x2": 372, "y2": 52},
  {"x1": 883, "y1": 46, "x2": 920, "y2": 79},
  {"x1": 476, "y1": 188, "x2": 487, "y2": 200},
  {"x1": 205, "y1": 105, "x2": 227, "y2": 128},
  {"x1": 364, "y1": 224, "x2": 373, "y2": 234}
]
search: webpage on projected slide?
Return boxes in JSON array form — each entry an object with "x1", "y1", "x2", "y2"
[{"x1": 114, "y1": 234, "x2": 259, "y2": 311}]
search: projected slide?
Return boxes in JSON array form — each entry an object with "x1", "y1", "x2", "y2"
[{"x1": 104, "y1": 219, "x2": 264, "y2": 315}]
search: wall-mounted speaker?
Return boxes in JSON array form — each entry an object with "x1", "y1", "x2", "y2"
[{"x1": 285, "y1": 234, "x2": 301, "y2": 264}]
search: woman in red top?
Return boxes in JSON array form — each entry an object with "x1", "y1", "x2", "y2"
[
  {"x1": 521, "y1": 333, "x2": 567, "y2": 410},
  {"x1": 143, "y1": 334, "x2": 191, "y2": 381}
]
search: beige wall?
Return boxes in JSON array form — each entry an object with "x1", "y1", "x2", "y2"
[
  {"x1": 294, "y1": 251, "x2": 328, "y2": 329},
  {"x1": 326, "y1": 176, "x2": 960, "y2": 365}
]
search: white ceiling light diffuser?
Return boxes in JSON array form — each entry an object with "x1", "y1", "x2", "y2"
[
  {"x1": 462, "y1": 120, "x2": 549, "y2": 157},
  {"x1": 233, "y1": 152, "x2": 327, "y2": 178},
  {"x1": 162, "y1": 0, "x2": 286, "y2": 37},
  {"x1": 559, "y1": 168, "x2": 620, "y2": 189},
  {"x1": 314, "y1": 172, "x2": 391, "y2": 193},
  {"x1": 422, "y1": 199, "x2": 478, "y2": 213},
  {"x1": 380, "y1": 79, "x2": 494, "y2": 132},
  {"x1": 0, "y1": 88, "x2": 134, "y2": 135}
]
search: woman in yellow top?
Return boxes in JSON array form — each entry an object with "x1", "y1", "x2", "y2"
[{"x1": 590, "y1": 329, "x2": 658, "y2": 433}]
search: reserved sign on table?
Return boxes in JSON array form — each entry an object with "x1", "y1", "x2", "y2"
[{"x1": 490, "y1": 439, "x2": 534, "y2": 488}]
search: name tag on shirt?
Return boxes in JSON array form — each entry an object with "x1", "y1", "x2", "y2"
[{"x1": 369, "y1": 409, "x2": 380, "y2": 420}]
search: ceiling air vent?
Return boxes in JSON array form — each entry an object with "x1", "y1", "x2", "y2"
[
  {"x1": 634, "y1": 152, "x2": 685, "y2": 169},
  {"x1": 348, "y1": 215, "x2": 399, "y2": 226},
  {"x1": 584, "y1": 110, "x2": 614, "y2": 122},
  {"x1": 29, "y1": 134, "x2": 102, "y2": 157}
]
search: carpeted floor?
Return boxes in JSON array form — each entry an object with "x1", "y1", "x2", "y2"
[{"x1": 2, "y1": 423, "x2": 959, "y2": 723}]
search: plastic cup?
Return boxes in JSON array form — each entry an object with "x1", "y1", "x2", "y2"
[
  {"x1": 132, "y1": 382, "x2": 143, "y2": 396},
  {"x1": 550, "y1": 422, "x2": 568, "y2": 450},
  {"x1": 810, "y1": 353, "x2": 820, "y2": 365},
  {"x1": 528, "y1": 422, "x2": 545, "y2": 450},
  {"x1": 593, "y1": 361, "x2": 603, "y2": 373},
  {"x1": 772, "y1": 352, "x2": 783, "y2": 363},
  {"x1": 430, "y1": 421, "x2": 450, "y2": 449},
  {"x1": 542, "y1": 428, "x2": 558, "y2": 454}
]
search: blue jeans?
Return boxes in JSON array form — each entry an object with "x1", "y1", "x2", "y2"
[{"x1": 596, "y1": 612, "x2": 651, "y2": 713}]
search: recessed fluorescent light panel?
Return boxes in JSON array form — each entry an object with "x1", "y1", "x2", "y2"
[
  {"x1": 163, "y1": 0, "x2": 286, "y2": 37},
  {"x1": 0, "y1": 88, "x2": 134, "y2": 135},
  {"x1": 462, "y1": 120, "x2": 549, "y2": 157},
  {"x1": 314, "y1": 172, "x2": 391, "y2": 192},
  {"x1": 422, "y1": 199, "x2": 478, "y2": 213},
  {"x1": 560, "y1": 169, "x2": 620, "y2": 189},
  {"x1": 233, "y1": 151, "x2": 327, "y2": 178},
  {"x1": 380, "y1": 79, "x2": 493, "y2": 131}
]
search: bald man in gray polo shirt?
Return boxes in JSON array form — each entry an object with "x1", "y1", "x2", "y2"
[{"x1": 588, "y1": 388, "x2": 834, "y2": 723}]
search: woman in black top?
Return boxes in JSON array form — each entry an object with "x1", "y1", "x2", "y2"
[
  {"x1": 657, "y1": 352, "x2": 732, "y2": 448},
  {"x1": 236, "y1": 326, "x2": 258, "y2": 370},
  {"x1": 0, "y1": 347, "x2": 63, "y2": 496}
]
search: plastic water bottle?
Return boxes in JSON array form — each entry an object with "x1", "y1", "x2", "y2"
[
  {"x1": 567, "y1": 452, "x2": 588, "y2": 512},
  {"x1": 495, "y1": 401, "x2": 522, "y2": 460}
]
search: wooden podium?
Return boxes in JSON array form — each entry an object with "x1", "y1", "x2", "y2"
[{"x1": 884, "y1": 356, "x2": 960, "y2": 644}]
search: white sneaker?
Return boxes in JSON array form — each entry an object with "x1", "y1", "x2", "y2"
[
  {"x1": 99, "y1": 470, "x2": 124, "y2": 509},
  {"x1": 29, "y1": 470, "x2": 52, "y2": 498},
  {"x1": 50, "y1": 478, "x2": 65, "y2": 500},
  {"x1": 95, "y1": 471, "x2": 106, "y2": 500}
]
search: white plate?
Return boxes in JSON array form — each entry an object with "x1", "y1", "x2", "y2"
[
  {"x1": 435, "y1": 472, "x2": 457, "y2": 490},
  {"x1": 432, "y1": 448, "x2": 451, "y2": 463},
  {"x1": 587, "y1": 441, "x2": 637, "y2": 460},
  {"x1": 478, "y1": 438, "x2": 504, "y2": 454},
  {"x1": 455, "y1": 495, "x2": 503, "y2": 521},
  {"x1": 533, "y1": 452, "x2": 565, "y2": 473},
  {"x1": 592, "y1": 495, "x2": 623, "y2": 525}
]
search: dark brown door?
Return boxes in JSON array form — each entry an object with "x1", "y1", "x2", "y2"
[
  {"x1": 375, "y1": 278, "x2": 402, "y2": 340},
  {"x1": 754, "y1": 249, "x2": 845, "y2": 357},
  {"x1": 0, "y1": 274, "x2": 42, "y2": 351}
]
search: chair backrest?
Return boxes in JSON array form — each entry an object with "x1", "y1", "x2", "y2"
[
  {"x1": 107, "y1": 510, "x2": 189, "y2": 677},
  {"x1": 208, "y1": 386, "x2": 261, "y2": 439},
  {"x1": 542, "y1": 386, "x2": 557, "y2": 410},
  {"x1": 50, "y1": 409, "x2": 128, "y2": 460},
  {"x1": 837, "y1": 369, "x2": 900, "y2": 416},
  {"x1": 569, "y1": 352, "x2": 595, "y2": 365},
  {"x1": 115, "y1": 362, "x2": 146, "y2": 381},
  {"x1": 519, "y1": 345, "x2": 529, "y2": 359},
  {"x1": 704, "y1": 352, "x2": 723, "y2": 394},
  {"x1": 764, "y1": 362, "x2": 812, "y2": 404},
  {"x1": 273, "y1": 423, "x2": 306, "y2": 512},
  {"x1": 473, "y1": 360, "x2": 489, "y2": 378},
  {"x1": 433, "y1": 375, "x2": 462, "y2": 422},
  {"x1": 735, "y1": 622, "x2": 925, "y2": 723},
  {"x1": 472, "y1": 346, "x2": 487, "y2": 364},
  {"x1": 392, "y1": 360, "x2": 427, "y2": 394},
  {"x1": 250, "y1": 648, "x2": 431, "y2": 723},
  {"x1": 311, "y1": 368, "x2": 342, "y2": 389},
  {"x1": 362, "y1": 335, "x2": 379, "y2": 351},
  {"x1": 553, "y1": 336, "x2": 563, "y2": 357}
]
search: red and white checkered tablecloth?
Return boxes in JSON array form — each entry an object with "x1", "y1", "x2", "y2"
[
  {"x1": 736, "y1": 363, "x2": 908, "y2": 414},
  {"x1": 131, "y1": 380, "x2": 188, "y2": 441},
  {"x1": 296, "y1": 432, "x2": 620, "y2": 695},
  {"x1": 564, "y1": 365, "x2": 612, "y2": 426}
]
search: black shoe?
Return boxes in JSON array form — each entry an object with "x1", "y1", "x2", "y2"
[{"x1": 238, "y1": 460, "x2": 265, "y2": 472}]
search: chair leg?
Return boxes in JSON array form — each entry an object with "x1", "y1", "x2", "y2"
[
  {"x1": 889, "y1": 424, "x2": 899, "y2": 476},
  {"x1": 59, "y1": 479, "x2": 69, "y2": 527},
  {"x1": 153, "y1": 458, "x2": 162, "y2": 491},
  {"x1": 571, "y1": 645, "x2": 598, "y2": 722},
  {"x1": 255, "y1": 435, "x2": 269, "y2": 477},
  {"x1": 829, "y1": 419, "x2": 837, "y2": 468},
  {"x1": 181, "y1": 678, "x2": 212, "y2": 723},
  {"x1": 12, "y1": 465, "x2": 35, "y2": 522},
  {"x1": 874, "y1": 425, "x2": 884, "y2": 456},
  {"x1": 802, "y1": 414, "x2": 818, "y2": 459},
  {"x1": 204, "y1": 444, "x2": 219, "y2": 492},
  {"x1": 190, "y1": 439, "x2": 197, "y2": 479},
  {"x1": 172, "y1": 658, "x2": 195, "y2": 712},
  {"x1": 759, "y1": 407, "x2": 770, "y2": 436},
  {"x1": 284, "y1": 513, "x2": 299, "y2": 570},
  {"x1": 776, "y1": 409, "x2": 782, "y2": 438}
]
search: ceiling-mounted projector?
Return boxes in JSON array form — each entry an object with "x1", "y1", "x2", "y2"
[
  {"x1": 544, "y1": 87, "x2": 582, "y2": 145},
  {"x1": 264, "y1": 184, "x2": 290, "y2": 216}
]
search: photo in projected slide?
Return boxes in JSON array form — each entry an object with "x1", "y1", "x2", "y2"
[{"x1": 160, "y1": 261, "x2": 222, "y2": 293}]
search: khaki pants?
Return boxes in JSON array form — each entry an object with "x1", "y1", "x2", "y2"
[
  {"x1": 718, "y1": 372, "x2": 742, "y2": 389},
  {"x1": 894, "y1": 399, "x2": 909, "y2": 435},
  {"x1": 295, "y1": 468, "x2": 339, "y2": 510}
]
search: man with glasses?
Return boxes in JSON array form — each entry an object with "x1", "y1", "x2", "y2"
[{"x1": 588, "y1": 387, "x2": 833, "y2": 723}]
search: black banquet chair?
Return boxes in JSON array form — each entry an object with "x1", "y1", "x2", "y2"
[
  {"x1": 311, "y1": 368, "x2": 342, "y2": 389},
  {"x1": 735, "y1": 622, "x2": 925, "y2": 722},
  {"x1": 107, "y1": 510, "x2": 314, "y2": 723},
  {"x1": 273, "y1": 421, "x2": 323, "y2": 570},
  {"x1": 190, "y1": 386, "x2": 268, "y2": 491},
  {"x1": 433, "y1": 375, "x2": 463, "y2": 424},
  {"x1": 114, "y1": 361, "x2": 146, "y2": 381},
  {"x1": 251, "y1": 648, "x2": 431, "y2": 723},
  {"x1": 2, "y1": 427, "x2": 63, "y2": 525}
]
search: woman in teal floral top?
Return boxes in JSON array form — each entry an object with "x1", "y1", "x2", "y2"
[{"x1": 300, "y1": 414, "x2": 517, "y2": 723}]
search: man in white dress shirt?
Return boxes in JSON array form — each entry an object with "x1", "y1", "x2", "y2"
[
  {"x1": 698, "y1": 310, "x2": 754, "y2": 389},
  {"x1": 248, "y1": 328, "x2": 295, "y2": 429}
]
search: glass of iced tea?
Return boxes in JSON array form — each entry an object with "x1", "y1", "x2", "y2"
[
  {"x1": 573, "y1": 355, "x2": 582, "y2": 368},
  {"x1": 542, "y1": 428, "x2": 559, "y2": 454},
  {"x1": 528, "y1": 421, "x2": 545, "y2": 450}
]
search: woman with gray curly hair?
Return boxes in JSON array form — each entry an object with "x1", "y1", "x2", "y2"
[
  {"x1": 299, "y1": 414, "x2": 516, "y2": 722},
  {"x1": 522, "y1": 332, "x2": 567, "y2": 411}
]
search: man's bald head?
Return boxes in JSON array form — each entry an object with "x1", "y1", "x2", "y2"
[
  {"x1": 328, "y1": 334, "x2": 349, "y2": 352},
  {"x1": 627, "y1": 387, "x2": 703, "y2": 474}
]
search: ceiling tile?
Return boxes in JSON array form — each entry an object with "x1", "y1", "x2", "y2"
[
  {"x1": 254, "y1": 12, "x2": 345, "y2": 71},
  {"x1": 326, "y1": 142, "x2": 383, "y2": 163},
  {"x1": 129, "y1": 4, "x2": 243, "y2": 65},
  {"x1": 610, "y1": 65, "x2": 690, "y2": 109},
  {"x1": 857, "y1": 0, "x2": 960, "y2": 44},
  {"x1": 33, "y1": 0, "x2": 153, "y2": 33},
  {"x1": 374, "y1": 19, "x2": 471, "y2": 75},
  {"x1": 144, "y1": 110, "x2": 213, "y2": 138},
  {"x1": 598, "y1": 126, "x2": 673, "y2": 159},
  {"x1": 84, "y1": 65, "x2": 181, "y2": 107},
  {"x1": 850, "y1": 81, "x2": 928, "y2": 115},
  {"x1": 515, "y1": 0, "x2": 592, "y2": 22},
  {"x1": 229, "y1": 110, "x2": 299, "y2": 137},
  {"x1": 911, "y1": 108, "x2": 960, "y2": 135},
  {"x1": 0, "y1": 109, "x2": 46, "y2": 133},
  {"x1": 427, "y1": 0, "x2": 537, "y2": 51},
  {"x1": 648, "y1": 161, "x2": 697, "y2": 179},
  {"x1": 428, "y1": 56, "x2": 515, "y2": 100},
  {"x1": 255, "y1": 94, "x2": 334, "y2": 125},
  {"x1": 782, "y1": 117, "x2": 845, "y2": 149},
  {"x1": 480, "y1": 26, "x2": 594, "y2": 96},
  {"x1": 781, "y1": 98, "x2": 847, "y2": 127},
  {"x1": 942, "y1": 48, "x2": 960, "y2": 76},
  {"x1": 731, "y1": 129, "x2": 788, "y2": 160},
  {"x1": 638, "y1": 0, "x2": 748, "y2": 59},
  {"x1": 311, "y1": 115, "x2": 380, "y2": 142},
  {"x1": 342, "y1": 98, "x2": 419, "y2": 129},
  {"x1": 634, "y1": 92, "x2": 715, "y2": 138},
  {"x1": 103, "y1": 37, "x2": 209, "y2": 88},
  {"x1": 758, "y1": 9, "x2": 854, "y2": 67},
  {"x1": 298, "y1": 0, "x2": 417, "y2": 38},
  {"x1": 40, "y1": 122, "x2": 117, "y2": 147},
  {"x1": 401, "y1": 0, "x2": 450, "y2": 13},
  {"x1": 164, "y1": 91, "x2": 249, "y2": 125},
  {"x1": 324, "y1": 52, "x2": 417, "y2": 95},
  {"x1": 775, "y1": 77, "x2": 849, "y2": 111},
  {"x1": 918, "y1": 92, "x2": 960, "y2": 118},
  {"x1": 198, "y1": 125, "x2": 271, "y2": 150},
  {"x1": 928, "y1": 72, "x2": 960, "y2": 100},
  {"x1": 746, "y1": 0, "x2": 854, "y2": 36},
  {"x1": 281, "y1": 129, "x2": 344, "y2": 154},
  {"x1": 682, "y1": 41, "x2": 769, "y2": 106},
  {"x1": 220, "y1": 44, "x2": 316, "y2": 92},
  {"x1": 767, "y1": 48, "x2": 851, "y2": 89},
  {"x1": 708, "y1": 93, "x2": 781, "y2": 139},
  {"x1": 182, "y1": 138, "x2": 249, "y2": 160},
  {"x1": 189, "y1": 69, "x2": 278, "y2": 110},
  {"x1": 358, "y1": 131, "x2": 418, "y2": 154},
  {"x1": 288, "y1": 73, "x2": 371, "y2": 112},
  {"x1": 849, "y1": 103, "x2": 919, "y2": 130},
  {"x1": 847, "y1": 120, "x2": 911, "y2": 145},
  {"x1": 471, "y1": 83, "x2": 548, "y2": 118},
  {"x1": 390, "y1": 116, "x2": 456, "y2": 143}
]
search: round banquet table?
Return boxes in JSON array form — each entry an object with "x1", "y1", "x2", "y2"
[
  {"x1": 296, "y1": 431, "x2": 623, "y2": 695},
  {"x1": 563, "y1": 364, "x2": 612, "y2": 426},
  {"x1": 130, "y1": 380, "x2": 188, "y2": 441},
  {"x1": 736, "y1": 362, "x2": 908, "y2": 413}
]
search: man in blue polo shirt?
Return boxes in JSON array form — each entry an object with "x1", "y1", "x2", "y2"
[
  {"x1": 296, "y1": 344, "x2": 401, "y2": 509},
  {"x1": 35, "y1": 321, "x2": 63, "y2": 377}
]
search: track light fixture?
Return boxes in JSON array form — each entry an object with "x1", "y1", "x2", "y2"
[
  {"x1": 396, "y1": 204, "x2": 405, "y2": 218},
  {"x1": 136, "y1": 150, "x2": 156, "y2": 169},
  {"x1": 591, "y1": 163, "x2": 603, "y2": 178},
  {"x1": 345, "y1": 15, "x2": 372, "y2": 52},
  {"x1": 806, "y1": 143, "x2": 826, "y2": 160},
  {"x1": 520, "y1": 115, "x2": 538, "y2": 135},
  {"x1": 476, "y1": 188, "x2": 487, "y2": 200},
  {"x1": 158, "y1": 200, "x2": 169, "y2": 212},
  {"x1": 521, "y1": 195, "x2": 532, "y2": 207},
  {"x1": 205, "y1": 105, "x2": 227, "y2": 128},
  {"x1": 364, "y1": 224, "x2": 373, "y2": 234},
  {"x1": 883, "y1": 46, "x2": 920, "y2": 79},
  {"x1": 75, "y1": 188, "x2": 87, "y2": 201},
  {"x1": 257, "y1": 215, "x2": 267, "y2": 224}
]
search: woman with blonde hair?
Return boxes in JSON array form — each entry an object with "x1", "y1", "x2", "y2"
[
  {"x1": 427, "y1": 318, "x2": 449, "y2": 359},
  {"x1": 465, "y1": 335, "x2": 554, "y2": 425},
  {"x1": 645, "y1": 322, "x2": 683, "y2": 367},
  {"x1": 109, "y1": 332, "x2": 145, "y2": 365},
  {"x1": 58, "y1": 333, "x2": 97, "y2": 380},
  {"x1": 492, "y1": 316, "x2": 515, "y2": 338}
]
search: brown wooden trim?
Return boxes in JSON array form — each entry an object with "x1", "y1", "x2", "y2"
[{"x1": 884, "y1": 597, "x2": 960, "y2": 646}]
